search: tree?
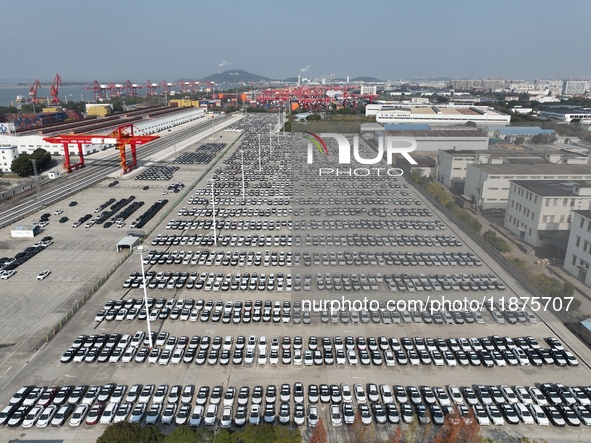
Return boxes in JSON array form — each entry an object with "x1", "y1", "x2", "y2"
[
  {"x1": 306, "y1": 114, "x2": 321, "y2": 121},
  {"x1": 564, "y1": 138, "x2": 571, "y2": 144},
  {"x1": 31, "y1": 148, "x2": 51, "y2": 170},
  {"x1": 11, "y1": 155, "x2": 34, "y2": 177},
  {"x1": 96, "y1": 422, "x2": 163, "y2": 443},
  {"x1": 165, "y1": 427, "x2": 214, "y2": 443},
  {"x1": 273, "y1": 426, "x2": 302, "y2": 443},
  {"x1": 212, "y1": 429, "x2": 233, "y2": 443},
  {"x1": 531, "y1": 133, "x2": 557, "y2": 145},
  {"x1": 514, "y1": 136, "x2": 525, "y2": 145},
  {"x1": 309, "y1": 417, "x2": 328, "y2": 443},
  {"x1": 464, "y1": 121, "x2": 477, "y2": 128}
]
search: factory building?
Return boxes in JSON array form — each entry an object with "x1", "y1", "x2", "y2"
[{"x1": 504, "y1": 180, "x2": 591, "y2": 248}]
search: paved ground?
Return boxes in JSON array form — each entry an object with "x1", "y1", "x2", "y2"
[{"x1": 0, "y1": 120, "x2": 590, "y2": 443}]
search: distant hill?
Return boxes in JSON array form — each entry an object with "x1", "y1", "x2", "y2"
[
  {"x1": 200, "y1": 70, "x2": 271, "y2": 84},
  {"x1": 352, "y1": 76, "x2": 382, "y2": 82}
]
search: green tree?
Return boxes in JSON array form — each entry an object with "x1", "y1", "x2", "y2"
[
  {"x1": 239, "y1": 424, "x2": 276, "y2": 443},
  {"x1": 31, "y1": 148, "x2": 52, "y2": 170},
  {"x1": 165, "y1": 427, "x2": 214, "y2": 443},
  {"x1": 96, "y1": 422, "x2": 163, "y2": 443},
  {"x1": 273, "y1": 426, "x2": 302, "y2": 443},
  {"x1": 531, "y1": 133, "x2": 557, "y2": 144},
  {"x1": 212, "y1": 429, "x2": 233, "y2": 443},
  {"x1": 514, "y1": 136, "x2": 525, "y2": 145},
  {"x1": 306, "y1": 114, "x2": 321, "y2": 121},
  {"x1": 11, "y1": 154, "x2": 34, "y2": 177}
]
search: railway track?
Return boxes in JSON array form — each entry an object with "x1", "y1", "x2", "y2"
[{"x1": 0, "y1": 115, "x2": 234, "y2": 229}]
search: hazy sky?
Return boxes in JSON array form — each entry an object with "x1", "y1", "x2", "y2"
[{"x1": 2, "y1": 0, "x2": 590, "y2": 83}]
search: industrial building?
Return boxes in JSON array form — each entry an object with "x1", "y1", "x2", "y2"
[
  {"x1": 504, "y1": 180, "x2": 591, "y2": 248},
  {"x1": 564, "y1": 210, "x2": 591, "y2": 286},
  {"x1": 0, "y1": 107, "x2": 206, "y2": 161},
  {"x1": 492, "y1": 127, "x2": 556, "y2": 143},
  {"x1": 438, "y1": 149, "x2": 588, "y2": 192},
  {"x1": 373, "y1": 129, "x2": 488, "y2": 152},
  {"x1": 464, "y1": 163, "x2": 591, "y2": 210},
  {"x1": 538, "y1": 108, "x2": 591, "y2": 124},
  {"x1": 375, "y1": 105, "x2": 510, "y2": 127}
]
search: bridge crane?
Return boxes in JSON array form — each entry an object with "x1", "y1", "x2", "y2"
[{"x1": 43, "y1": 124, "x2": 159, "y2": 174}]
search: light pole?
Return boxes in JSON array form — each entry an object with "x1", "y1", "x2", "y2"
[
  {"x1": 240, "y1": 149, "x2": 245, "y2": 202},
  {"x1": 210, "y1": 179, "x2": 217, "y2": 246},
  {"x1": 257, "y1": 133, "x2": 262, "y2": 171},
  {"x1": 269, "y1": 124, "x2": 273, "y2": 156},
  {"x1": 133, "y1": 245, "x2": 153, "y2": 349}
]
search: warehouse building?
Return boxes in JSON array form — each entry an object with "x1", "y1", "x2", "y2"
[
  {"x1": 375, "y1": 105, "x2": 510, "y2": 127},
  {"x1": 464, "y1": 163, "x2": 591, "y2": 210},
  {"x1": 438, "y1": 149, "x2": 588, "y2": 192},
  {"x1": 374, "y1": 129, "x2": 488, "y2": 153},
  {"x1": 504, "y1": 180, "x2": 591, "y2": 248},
  {"x1": 564, "y1": 210, "x2": 591, "y2": 286}
]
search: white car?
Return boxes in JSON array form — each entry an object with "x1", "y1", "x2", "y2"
[
  {"x1": 353, "y1": 384, "x2": 367, "y2": 404},
  {"x1": 21, "y1": 406, "x2": 43, "y2": 428},
  {"x1": 515, "y1": 403, "x2": 534, "y2": 425},
  {"x1": 69, "y1": 404, "x2": 89, "y2": 427},
  {"x1": 330, "y1": 404, "x2": 342, "y2": 426},
  {"x1": 528, "y1": 404, "x2": 549, "y2": 426},
  {"x1": 54, "y1": 209, "x2": 63, "y2": 215},
  {"x1": 1, "y1": 270, "x2": 16, "y2": 280},
  {"x1": 99, "y1": 402, "x2": 118, "y2": 424},
  {"x1": 37, "y1": 270, "x2": 51, "y2": 280},
  {"x1": 36, "y1": 405, "x2": 58, "y2": 427},
  {"x1": 204, "y1": 404, "x2": 217, "y2": 426}
]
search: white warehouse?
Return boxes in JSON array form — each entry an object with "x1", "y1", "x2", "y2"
[
  {"x1": 504, "y1": 180, "x2": 591, "y2": 248},
  {"x1": 564, "y1": 210, "x2": 591, "y2": 286},
  {"x1": 464, "y1": 163, "x2": 591, "y2": 210},
  {"x1": 0, "y1": 107, "x2": 207, "y2": 159},
  {"x1": 375, "y1": 105, "x2": 510, "y2": 127}
]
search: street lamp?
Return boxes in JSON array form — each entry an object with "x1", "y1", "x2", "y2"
[
  {"x1": 269, "y1": 124, "x2": 273, "y2": 156},
  {"x1": 133, "y1": 244, "x2": 153, "y2": 349},
  {"x1": 240, "y1": 149, "x2": 245, "y2": 202},
  {"x1": 210, "y1": 179, "x2": 217, "y2": 246},
  {"x1": 257, "y1": 133, "x2": 262, "y2": 171}
]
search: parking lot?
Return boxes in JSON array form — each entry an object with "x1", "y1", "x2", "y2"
[{"x1": 1, "y1": 114, "x2": 591, "y2": 442}]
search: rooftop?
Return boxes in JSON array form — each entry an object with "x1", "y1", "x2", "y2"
[
  {"x1": 512, "y1": 180, "x2": 591, "y2": 197},
  {"x1": 574, "y1": 210, "x2": 591, "y2": 220},
  {"x1": 496, "y1": 127, "x2": 556, "y2": 135},
  {"x1": 474, "y1": 163, "x2": 591, "y2": 175},
  {"x1": 384, "y1": 129, "x2": 486, "y2": 138}
]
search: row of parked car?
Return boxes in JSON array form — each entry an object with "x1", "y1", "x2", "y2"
[
  {"x1": 61, "y1": 330, "x2": 577, "y2": 369},
  {"x1": 97, "y1": 294, "x2": 495, "y2": 326},
  {"x1": 134, "y1": 165, "x2": 180, "y2": 181},
  {"x1": 0, "y1": 237, "x2": 52, "y2": 277},
  {"x1": 4, "y1": 381, "x2": 591, "y2": 429},
  {"x1": 171, "y1": 142, "x2": 226, "y2": 165}
]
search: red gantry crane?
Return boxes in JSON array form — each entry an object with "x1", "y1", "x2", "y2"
[
  {"x1": 43, "y1": 124, "x2": 159, "y2": 174},
  {"x1": 50, "y1": 74, "x2": 62, "y2": 104}
]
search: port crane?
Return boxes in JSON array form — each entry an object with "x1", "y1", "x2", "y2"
[
  {"x1": 28, "y1": 79, "x2": 41, "y2": 104},
  {"x1": 50, "y1": 74, "x2": 62, "y2": 104},
  {"x1": 43, "y1": 124, "x2": 159, "y2": 174}
]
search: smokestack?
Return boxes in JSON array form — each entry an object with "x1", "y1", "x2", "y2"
[
  {"x1": 347, "y1": 76, "x2": 350, "y2": 83},
  {"x1": 298, "y1": 75, "x2": 301, "y2": 86}
]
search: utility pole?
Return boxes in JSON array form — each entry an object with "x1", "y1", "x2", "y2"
[{"x1": 31, "y1": 158, "x2": 41, "y2": 210}]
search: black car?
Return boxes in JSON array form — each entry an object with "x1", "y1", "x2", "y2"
[{"x1": 69, "y1": 201, "x2": 78, "y2": 207}]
